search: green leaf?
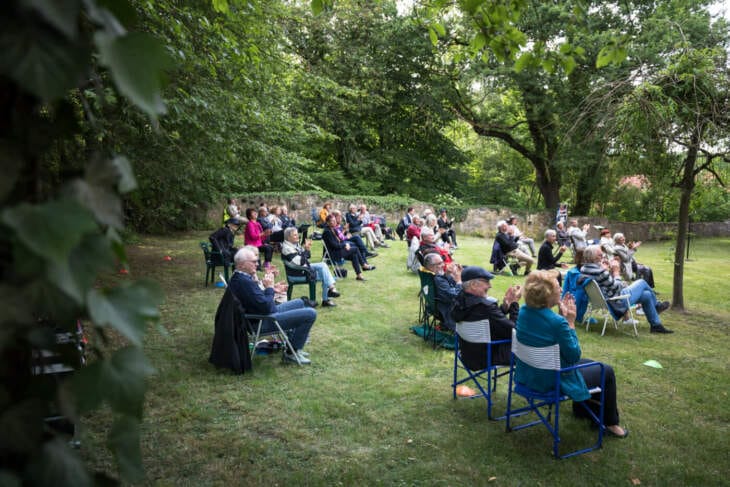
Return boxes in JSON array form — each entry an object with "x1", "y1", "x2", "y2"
[
  {"x1": 65, "y1": 179, "x2": 123, "y2": 229},
  {"x1": 428, "y1": 27, "x2": 438, "y2": 46},
  {"x1": 95, "y1": 31, "x2": 170, "y2": 118},
  {"x1": 22, "y1": 0, "x2": 82, "y2": 40},
  {"x1": 212, "y1": 0, "x2": 229, "y2": 14},
  {"x1": 111, "y1": 155, "x2": 137, "y2": 194},
  {"x1": 26, "y1": 437, "x2": 92, "y2": 487},
  {"x1": 108, "y1": 416, "x2": 144, "y2": 482},
  {"x1": 105, "y1": 347, "x2": 155, "y2": 417},
  {"x1": 87, "y1": 280, "x2": 163, "y2": 346},
  {"x1": 596, "y1": 45, "x2": 614, "y2": 68},
  {"x1": 433, "y1": 22, "x2": 446, "y2": 37},
  {"x1": 0, "y1": 20, "x2": 88, "y2": 101},
  {"x1": 311, "y1": 0, "x2": 323, "y2": 16},
  {"x1": 562, "y1": 55, "x2": 576, "y2": 75},
  {"x1": 1, "y1": 199, "x2": 97, "y2": 263},
  {"x1": 48, "y1": 234, "x2": 115, "y2": 303},
  {"x1": 471, "y1": 33, "x2": 487, "y2": 52},
  {"x1": 71, "y1": 361, "x2": 105, "y2": 414},
  {"x1": 514, "y1": 52, "x2": 533, "y2": 72}
]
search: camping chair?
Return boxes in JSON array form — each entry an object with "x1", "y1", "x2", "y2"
[
  {"x1": 200, "y1": 241, "x2": 231, "y2": 286},
  {"x1": 489, "y1": 240, "x2": 520, "y2": 276},
  {"x1": 505, "y1": 330, "x2": 606, "y2": 459},
  {"x1": 417, "y1": 269, "x2": 452, "y2": 349},
  {"x1": 219, "y1": 276, "x2": 303, "y2": 366},
  {"x1": 452, "y1": 319, "x2": 512, "y2": 420},
  {"x1": 321, "y1": 237, "x2": 347, "y2": 278},
  {"x1": 583, "y1": 280, "x2": 638, "y2": 337},
  {"x1": 282, "y1": 256, "x2": 317, "y2": 302}
]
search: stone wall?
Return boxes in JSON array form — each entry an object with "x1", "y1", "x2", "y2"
[{"x1": 217, "y1": 195, "x2": 730, "y2": 242}]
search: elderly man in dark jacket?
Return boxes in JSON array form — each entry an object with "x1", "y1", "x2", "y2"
[
  {"x1": 423, "y1": 253, "x2": 462, "y2": 331},
  {"x1": 451, "y1": 266, "x2": 522, "y2": 368}
]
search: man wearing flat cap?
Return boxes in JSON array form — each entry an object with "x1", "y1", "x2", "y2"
[
  {"x1": 452, "y1": 266, "x2": 522, "y2": 368},
  {"x1": 209, "y1": 217, "x2": 242, "y2": 265}
]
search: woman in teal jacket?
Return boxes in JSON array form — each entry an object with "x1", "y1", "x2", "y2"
[{"x1": 515, "y1": 270, "x2": 628, "y2": 438}]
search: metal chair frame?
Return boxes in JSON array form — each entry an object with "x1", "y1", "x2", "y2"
[
  {"x1": 583, "y1": 279, "x2": 639, "y2": 337},
  {"x1": 505, "y1": 330, "x2": 606, "y2": 459},
  {"x1": 452, "y1": 319, "x2": 511, "y2": 420}
]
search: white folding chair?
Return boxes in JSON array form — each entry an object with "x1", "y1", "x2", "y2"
[{"x1": 583, "y1": 280, "x2": 638, "y2": 337}]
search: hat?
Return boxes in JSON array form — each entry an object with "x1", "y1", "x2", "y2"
[
  {"x1": 226, "y1": 217, "x2": 243, "y2": 226},
  {"x1": 461, "y1": 266, "x2": 494, "y2": 282}
]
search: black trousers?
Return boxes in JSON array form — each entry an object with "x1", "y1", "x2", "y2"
[{"x1": 572, "y1": 358, "x2": 620, "y2": 426}]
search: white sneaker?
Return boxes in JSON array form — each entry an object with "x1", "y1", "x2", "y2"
[
  {"x1": 622, "y1": 318, "x2": 639, "y2": 326},
  {"x1": 297, "y1": 349, "x2": 310, "y2": 358},
  {"x1": 636, "y1": 308, "x2": 645, "y2": 316},
  {"x1": 283, "y1": 351, "x2": 311, "y2": 364}
]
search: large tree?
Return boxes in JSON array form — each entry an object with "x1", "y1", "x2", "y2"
[{"x1": 616, "y1": 46, "x2": 730, "y2": 310}]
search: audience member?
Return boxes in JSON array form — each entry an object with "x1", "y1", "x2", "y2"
[
  {"x1": 556, "y1": 220, "x2": 571, "y2": 248},
  {"x1": 316, "y1": 202, "x2": 332, "y2": 228},
  {"x1": 406, "y1": 215, "x2": 424, "y2": 243},
  {"x1": 209, "y1": 217, "x2": 242, "y2": 265},
  {"x1": 556, "y1": 202, "x2": 568, "y2": 225},
  {"x1": 612, "y1": 233, "x2": 655, "y2": 288},
  {"x1": 599, "y1": 229, "x2": 615, "y2": 257},
  {"x1": 359, "y1": 204, "x2": 389, "y2": 248},
  {"x1": 580, "y1": 245, "x2": 671, "y2": 333},
  {"x1": 397, "y1": 206, "x2": 416, "y2": 240},
  {"x1": 437, "y1": 208, "x2": 458, "y2": 248},
  {"x1": 567, "y1": 219, "x2": 596, "y2": 250},
  {"x1": 537, "y1": 229, "x2": 568, "y2": 283},
  {"x1": 515, "y1": 270, "x2": 628, "y2": 438},
  {"x1": 229, "y1": 248, "x2": 316, "y2": 364},
  {"x1": 243, "y1": 207, "x2": 273, "y2": 268},
  {"x1": 332, "y1": 209, "x2": 375, "y2": 259},
  {"x1": 347, "y1": 204, "x2": 380, "y2": 252},
  {"x1": 508, "y1": 216, "x2": 536, "y2": 257},
  {"x1": 322, "y1": 214, "x2": 375, "y2": 281},
  {"x1": 495, "y1": 220, "x2": 534, "y2": 275},
  {"x1": 281, "y1": 227, "x2": 340, "y2": 307},
  {"x1": 418, "y1": 227, "x2": 452, "y2": 265},
  {"x1": 424, "y1": 253, "x2": 462, "y2": 331},
  {"x1": 451, "y1": 266, "x2": 522, "y2": 367}
]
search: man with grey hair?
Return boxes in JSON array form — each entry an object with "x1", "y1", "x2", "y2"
[
  {"x1": 580, "y1": 245, "x2": 671, "y2": 333},
  {"x1": 537, "y1": 228, "x2": 568, "y2": 281},
  {"x1": 451, "y1": 266, "x2": 522, "y2": 367},
  {"x1": 229, "y1": 247, "x2": 318, "y2": 363},
  {"x1": 495, "y1": 220, "x2": 534, "y2": 275},
  {"x1": 281, "y1": 226, "x2": 340, "y2": 307},
  {"x1": 417, "y1": 226, "x2": 452, "y2": 266}
]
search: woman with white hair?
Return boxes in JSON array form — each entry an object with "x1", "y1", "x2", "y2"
[{"x1": 612, "y1": 233, "x2": 655, "y2": 288}]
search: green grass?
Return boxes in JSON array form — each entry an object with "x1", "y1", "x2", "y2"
[{"x1": 81, "y1": 235, "x2": 730, "y2": 486}]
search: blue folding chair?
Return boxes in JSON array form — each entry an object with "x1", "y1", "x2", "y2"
[
  {"x1": 452, "y1": 319, "x2": 511, "y2": 420},
  {"x1": 505, "y1": 330, "x2": 606, "y2": 459}
]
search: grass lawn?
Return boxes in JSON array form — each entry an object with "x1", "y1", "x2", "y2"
[{"x1": 81, "y1": 234, "x2": 730, "y2": 486}]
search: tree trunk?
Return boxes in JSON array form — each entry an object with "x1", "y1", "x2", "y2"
[{"x1": 672, "y1": 143, "x2": 698, "y2": 311}]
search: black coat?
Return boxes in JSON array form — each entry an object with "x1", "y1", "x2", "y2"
[
  {"x1": 209, "y1": 287, "x2": 252, "y2": 374},
  {"x1": 451, "y1": 291, "x2": 518, "y2": 368},
  {"x1": 209, "y1": 226, "x2": 236, "y2": 263}
]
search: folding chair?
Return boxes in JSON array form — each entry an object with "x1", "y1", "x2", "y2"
[
  {"x1": 417, "y1": 269, "x2": 452, "y2": 349},
  {"x1": 452, "y1": 319, "x2": 511, "y2": 420},
  {"x1": 219, "y1": 276, "x2": 303, "y2": 365},
  {"x1": 282, "y1": 257, "x2": 317, "y2": 302},
  {"x1": 321, "y1": 237, "x2": 347, "y2": 278},
  {"x1": 489, "y1": 240, "x2": 520, "y2": 276},
  {"x1": 505, "y1": 330, "x2": 605, "y2": 459},
  {"x1": 583, "y1": 280, "x2": 638, "y2": 337}
]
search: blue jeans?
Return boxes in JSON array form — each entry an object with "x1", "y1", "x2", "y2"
[
  {"x1": 288, "y1": 262, "x2": 336, "y2": 300},
  {"x1": 264, "y1": 299, "x2": 316, "y2": 350},
  {"x1": 620, "y1": 279, "x2": 661, "y2": 326}
]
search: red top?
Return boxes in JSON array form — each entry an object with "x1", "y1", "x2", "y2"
[{"x1": 406, "y1": 224, "x2": 421, "y2": 242}]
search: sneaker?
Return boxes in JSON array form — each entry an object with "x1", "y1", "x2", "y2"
[
  {"x1": 655, "y1": 301, "x2": 670, "y2": 314},
  {"x1": 622, "y1": 318, "x2": 639, "y2": 326},
  {"x1": 297, "y1": 349, "x2": 310, "y2": 358},
  {"x1": 650, "y1": 325, "x2": 674, "y2": 334},
  {"x1": 327, "y1": 289, "x2": 341, "y2": 298},
  {"x1": 636, "y1": 308, "x2": 645, "y2": 316},
  {"x1": 379, "y1": 242, "x2": 390, "y2": 248},
  {"x1": 283, "y1": 351, "x2": 311, "y2": 364}
]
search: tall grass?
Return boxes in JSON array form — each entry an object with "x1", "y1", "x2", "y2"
[{"x1": 81, "y1": 235, "x2": 730, "y2": 485}]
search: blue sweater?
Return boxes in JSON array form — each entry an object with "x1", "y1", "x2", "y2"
[{"x1": 515, "y1": 305, "x2": 590, "y2": 402}]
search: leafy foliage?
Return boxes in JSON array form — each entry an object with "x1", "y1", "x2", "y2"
[{"x1": 0, "y1": 0, "x2": 165, "y2": 484}]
